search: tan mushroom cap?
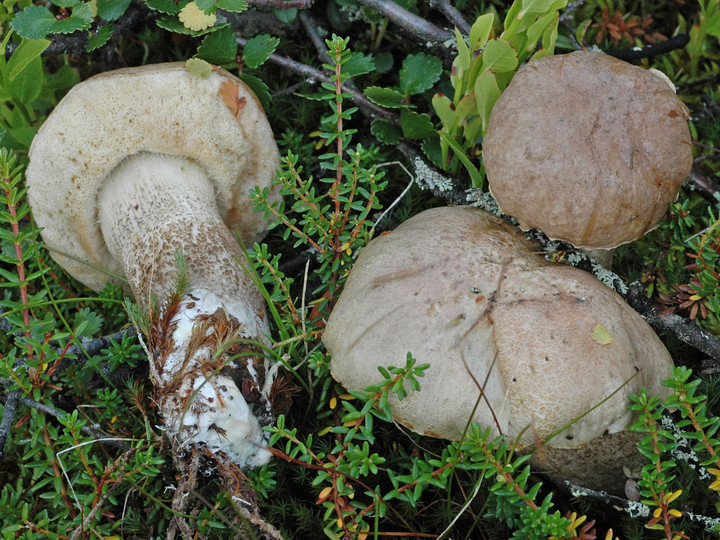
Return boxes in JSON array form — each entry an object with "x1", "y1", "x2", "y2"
[
  {"x1": 26, "y1": 62, "x2": 280, "y2": 292},
  {"x1": 483, "y1": 51, "x2": 693, "y2": 250},
  {"x1": 323, "y1": 206, "x2": 673, "y2": 491}
]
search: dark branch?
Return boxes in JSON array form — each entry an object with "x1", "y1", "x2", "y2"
[
  {"x1": 605, "y1": 33, "x2": 690, "y2": 61},
  {"x1": 427, "y1": 0, "x2": 471, "y2": 36},
  {"x1": 0, "y1": 390, "x2": 20, "y2": 459},
  {"x1": 237, "y1": 35, "x2": 401, "y2": 126},
  {"x1": 354, "y1": 0, "x2": 455, "y2": 44}
]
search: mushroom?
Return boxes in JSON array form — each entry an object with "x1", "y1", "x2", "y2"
[
  {"x1": 323, "y1": 206, "x2": 673, "y2": 493},
  {"x1": 26, "y1": 63, "x2": 281, "y2": 468},
  {"x1": 482, "y1": 50, "x2": 693, "y2": 267}
]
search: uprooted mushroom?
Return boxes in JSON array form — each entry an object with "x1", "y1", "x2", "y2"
[
  {"x1": 323, "y1": 206, "x2": 674, "y2": 494},
  {"x1": 482, "y1": 50, "x2": 693, "y2": 267},
  {"x1": 26, "y1": 63, "x2": 281, "y2": 468}
]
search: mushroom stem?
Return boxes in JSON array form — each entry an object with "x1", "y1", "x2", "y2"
[{"x1": 98, "y1": 152, "x2": 274, "y2": 467}]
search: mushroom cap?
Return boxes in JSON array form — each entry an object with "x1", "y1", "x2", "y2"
[
  {"x1": 323, "y1": 206, "x2": 673, "y2": 490},
  {"x1": 483, "y1": 51, "x2": 692, "y2": 250},
  {"x1": 26, "y1": 62, "x2": 280, "y2": 292}
]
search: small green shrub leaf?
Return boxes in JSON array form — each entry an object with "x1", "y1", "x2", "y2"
[
  {"x1": 474, "y1": 70, "x2": 501, "y2": 131},
  {"x1": 7, "y1": 38, "x2": 50, "y2": 81},
  {"x1": 87, "y1": 23, "x2": 114, "y2": 51},
  {"x1": 363, "y1": 86, "x2": 410, "y2": 108},
  {"x1": 10, "y1": 6, "x2": 56, "y2": 40},
  {"x1": 243, "y1": 34, "x2": 280, "y2": 69},
  {"x1": 431, "y1": 93, "x2": 456, "y2": 131},
  {"x1": 96, "y1": 0, "x2": 131, "y2": 21},
  {"x1": 469, "y1": 12, "x2": 494, "y2": 50},
  {"x1": 273, "y1": 7, "x2": 297, "y2": 23},
  {"x1": 145, "y1": 0, "x2": 181, "y2": 14},
  {"x1": 400, "y1": 109, "x2": 435, "y2": 139},
  {"x1": 12, "y1": 54, "x2": 44, "y2": 105},
  {"x1": 50, "y1": 0, "x2": 80, "y2": 7},
  {"x1": 195, "y1": 0, "x2": 215, "y2": 12},
  {"x1": 399, "y1": 53, "x2": 442, "y2": 96},
  {"x1": 370, "y1": 118, "x2": 402, "y2": 145},
  {"x1": 196, "y1": 24, "x2": 237, "y2": 64},
  {"x1": 217, "y1": 0, "x2": 248, "y2": 11},
  {"x1": 238, "y1": 72, "x2": 271, "y2": 109},
  {"x1": 454, "y1": 27, "x2": 471, "y2": 74},
  {"x1": 344, "y1": 52, "x2": 375, "y2": 77},
  {"x1": 481, "y1": 38, "x2": 518, "y2": 73},
  {"x1": 51, "y1": 3, "x2": 94, "y2": 34},
  {"x1": 185, "y1": 57, "x2": 214, "y2": 78}
]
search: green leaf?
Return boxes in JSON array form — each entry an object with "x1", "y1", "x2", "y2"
[
  {"x1": 242, "y1": 34, "x2": 279, "y2": 69},
  {"x1": 363, "y1": 86, "x2": 411, "y2": 108},
  {"x1": 238, "y1": 72, "x2": 271, "y2": 110},
  {"x1": 454, "y1": 27, "x2": 471, "y2": 74},
  {"x1": 87, "y1": 23, "x2": 114, "y2": 51},
  {"x1": 196, "y1": 24, "x2": 237, "y2": 64},
  {"x1": 481, "y1": 39, "x2": 518, "y2": 73},
  {"x1": 185, "y1": 57, "x2": 214, "y2": 78},
  {"x1": 439, "y1": 130, "x2": 483, "y2": 188},
  {"x1": 474, "y1": 70, "x2": 501, "y2": 132},
  {"x1": 50, "y1": 0, "x2": 80, "y2": 7},
  {"x1": 399, "y1": 52, "x2": 442, "y2": 96},
  {"x1": 374, "y1": 51, "x2": 394, "y2": 74},
  {"x1": 344, "y1": 52, "x2": 374, "y2": 77},
  {"x1": 96, "y1": 0, "x2": 131, "y2": 20},
  {"x1": 273, "y1": 6, "x2": 297, "y2": 23},
  {"x1": 371, "y1": 118, "x2": 402, "y2": 145},
  {"x1": 7, "y1": 38, "x2": 50, "y2": 82},
  {"x1": 10, "y1": 6, "x2": 56, "y2": 40},
  {"x1": 400, "y1": 109, "x2": 435, "y2": 139},
  {"x1": 145, "y1": 0, "x2": 181, "y2": 14},
  {"x1": 216, "y1": 0, "x2": 248, "y2": 11},
  {"x1": 469, "y1": 12, "x2": 494, "y2": 50},
  {"x1": 431, "y1": 92, "x2": 456, "y2": 131},
  {"x1": 12, "y1": 55, "x2": 44, "y2": 106},
  {"x1": 520, "y1": 10, "x2": 557, "y2": 56},
  {"x1": 195, "y1": 0, "x2": 215, "y2": 12},
  {"x1": 51, "y1": 2, "x2": 94, "y2": 34},
  {"x1": 156, "y1": 14, "x2": 210, "y2": 35}
]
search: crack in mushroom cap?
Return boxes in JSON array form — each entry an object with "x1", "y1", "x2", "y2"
[
  {"x1": 323, "y1": 206, "x2": 673, "y2": 450},
  {"x1": 26, "y1": 62, "x2": 280, "y2": 292},
  {"x1": 483, "y1": 51, "x2": 693, "y2": 250}
]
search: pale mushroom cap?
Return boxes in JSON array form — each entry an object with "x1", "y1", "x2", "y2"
[
  {"x1": 26, "y1": 62, "x2": 280, "y2": 292},
  {"x1": 323, "y1": 206, "x2": 673, "y2": 449},
  {"x1": 483, "y1": 51, "x2": 693, "y2": 249}
]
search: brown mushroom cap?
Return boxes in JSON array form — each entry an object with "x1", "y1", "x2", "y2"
[
  {"x1": 323, "y1": 206, "x2": 673, "y2": 492},
  {"x1": 26, "y1": 62, "x2": 280, "y2": 292},
  {"x1": 483, "y1": 51, "x2": 692, "y2": 250}
]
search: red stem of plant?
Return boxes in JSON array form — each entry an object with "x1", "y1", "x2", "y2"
[{"x1": 4, "y1": 186, "x2": 32, "y2": 357}]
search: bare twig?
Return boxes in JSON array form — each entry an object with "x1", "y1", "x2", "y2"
[
  {"x1": 565, "y1": 480, "x2": 720, "y2": 529},
  {"x1": 605, "y1": 33, "x2": 690, "y2": 61},
  {"x1": 427, "y1": 0, "x2": 471, "y2": 35},
  {"x1": 237, "y1": 36, "x2": 401, "y2": 126},
  {"x1": 12, "y1": 394, "x2": 131, "y2": 450},
  {"x1": 687, "y1": 168, "x2": 720, "y2": 200},
  {"x1": 354, "y1": 0, "x2": 455, "y2": 44},
  {"x1": 0, "y1": 390, "x2": 20, "y2": 459}
]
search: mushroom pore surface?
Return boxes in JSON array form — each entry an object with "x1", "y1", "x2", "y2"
[
  {"x1": 482, "y1": 51, "x2": 692, "y2": 250},
  {"x1": 323, "y1": 206, "x2": 673, "y2": 449}
]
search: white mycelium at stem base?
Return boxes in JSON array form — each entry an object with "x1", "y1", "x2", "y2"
[{"x1": 98, "y1": 152, "x2": 275, "y2": 467}]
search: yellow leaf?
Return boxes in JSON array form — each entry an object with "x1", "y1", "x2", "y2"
[
  {"x1": 178, "y1": 2, "x2": 216, "y2": 32},
  {"x1": 592, "y1": 323, "x2": 613, "y2": 345}
]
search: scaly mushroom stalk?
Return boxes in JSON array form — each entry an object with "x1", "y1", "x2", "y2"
[{"x1": 98, "y1": 152, "x2": 274, "y2": 467}]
